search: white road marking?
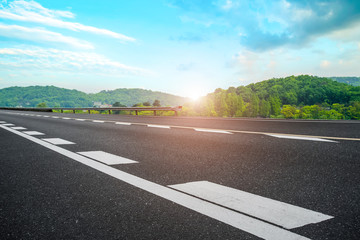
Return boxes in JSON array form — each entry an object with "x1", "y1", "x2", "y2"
[
  {"x1": 147, "y1": 124, "x2": 170, "y2": 129},
  {"x1": 11, "y1": 127, "x2": 27, "y2": 130},
  {"x1": 0, "y1": 124, "x2": 312, "y2": 240},
  {"x1": 42, "y1": 138, "x2": 75, "y2": 145},
  {"x1": 267, "y1": 134, "x2": 337, "y2": 143},
  {"x1": 0, "y1": 121, "x2": 6, "y2": 123},
  {"x1": 77, "y1": 151, "x2": 137, "y2": 165},
  {"x1": 1, "y1": 123, "x2": 15, "y2": 126},
  {"x1": 92, "y1": 120, "x2": 104, "y2": 123},
  {"x1": 194, "y1": 128, "x2": 233, "y2": 134},
  {"x1": 115, "y1": 122, "x2": 131, "y2": 125},
  {"x1": 75, "y1": 119, "x2": 86, "y2": 121},
  {"x1": 169, "y1": 181, "x2": 333, "y2": 229},
  {"x1": 23, "y1": 131, "x2": 45, "y2": 136},
  {"x1": 2, "y1": 110, "x2": 358, "y2": 142},
  {"x1": 62, "y1": 117, "x2": 71, "y2": 120},
  {"x1": 43, "y1": 115, "x2": 50, "y2": 118},
  {"x1": 36, "y1": 115, "x2": 42, "y2": 117}
]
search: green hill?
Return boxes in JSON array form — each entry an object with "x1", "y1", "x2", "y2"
[
  {"x1": 183, "y1": 75, "x2": 360, "y2": 119},
  {"x1": 0, "y1": 86, "x2": 91, "y2": 107},
  {"x1": 329, "y1": 77, "x2": 360, "y2": 86},
  {"x1": 0, "y1": 86, "x2": 187, "y2": 107},
  {"x1": 89, "y1": 88, "x2": 186, "y2": 107}
]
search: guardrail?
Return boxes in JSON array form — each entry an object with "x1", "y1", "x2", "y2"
[{"x1": 0, "y1": 106, "x2": 183, "y2": 116}]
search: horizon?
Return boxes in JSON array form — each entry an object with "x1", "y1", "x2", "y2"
[
  {"x1": 1, "y1": 0, "x2": 360, "y2": 99},
  {"x1": 0, "y1": 75, "x2": 358, "y2": 99}
]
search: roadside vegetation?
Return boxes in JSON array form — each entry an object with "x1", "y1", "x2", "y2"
[
  {"x1": 2, "y1": 75, "x2": 360, "y2": 120},
  {"x1": 180, "y1": 75, "x2": 360, "y2": 120}
]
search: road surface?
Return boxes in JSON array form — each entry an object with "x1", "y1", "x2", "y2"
[{"x1": 1, "y1": 110, "x2": 359, "y2": 239}]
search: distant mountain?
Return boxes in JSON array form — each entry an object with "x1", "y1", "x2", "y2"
[
  {"x1": 89, "y1": 88, "x2": 187, "y2": 107},
  {"x1": 329, "y1": 77, "x2": 360, "y2": 86},
  {"x1": 0, "y1": 86, "x2": 188, "y2": 107}
]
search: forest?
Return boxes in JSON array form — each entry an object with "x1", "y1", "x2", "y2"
[{"x1": 181, "y1": 75, "x2": 360, "y2": 120}]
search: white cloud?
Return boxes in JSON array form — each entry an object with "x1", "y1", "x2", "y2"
[
  {"x1": 291, "y1": 8, "x2": 314, "y2": 22},
  {"x1": 320, "y1": 60, "x2": 331, "y2": 68},
  {"x1": 326, "y1": 21, "x2": 360, "y2": 43},
  {"x1": 221, "y1": 0, "x2": 235, "y2": 11},
  {"x1": 0, "y1": 47, "x2": 147, "y2": 75},
  {"x1": 0, "y1": 23, "x2": 94, "y2": 49},
  {"x1": 0, "y1": 0, "x2": 135, "y2": 42}
]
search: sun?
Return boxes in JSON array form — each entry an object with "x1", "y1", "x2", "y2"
[
  {"x1": 189, "y1": 93, "x2": 201, "y2": 101},
  {"x1": 187, "y1": 88, "x2": 205, "y2": 101}
]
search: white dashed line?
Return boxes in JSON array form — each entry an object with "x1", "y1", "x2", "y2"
[
  {"x1": 77, "y1": 151, "x2": 138, "y2": 165},
  {"x1": 42, "y1": 138, "x2": 75, "y2": 145},
  {"x1": 147, "y1": 124, "x2": 170, "y2": 129},
  {"x1": 92, "y1": 120, "x2": 104, "y2": 123},
  {"x1": 194, "y1": 128, "x2": 233, "y2": 134},
  {"x1": 0, "y1": 121, "x2": 7, "y2": 123},
  {"x1": 52, "y1": 116, "x2": 59, "y2": 119},
  {"x1": 169, "y1": 181, "x2": 333, "y2": 229},
  {"x1": 23, "y1": 131, "x2": 45, "y2": 136},
  {"x1": 1, "y1": 123, "x2": 15, "y2": 126},
  {"x1": 115, "y1": 122, "x2": 131, "y2": 125},
  {"x1": 75, "y1": 119, "x2": 86, "y2": 121},
  {"x1": 267, "y1": 134, "x2": 337, "y2": 143},
  {"x1": 0, "y1": 124, "x2": 310, "y2": 240},
  {"x1": 62, "y1": 117, "x2": 71, "y2": 120},
  {"x1": 0, "y1": 124, "x2": 311, "y2": 239},
  {"x1": 43, "y1": 115, "x2": 50, "y2": 118},
  {"x1": 11, "y1": 127, "x2": 27, "y2": 130}
]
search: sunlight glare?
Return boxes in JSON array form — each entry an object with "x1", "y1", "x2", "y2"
[{"x1": 187, "y1": 87, "x2": 205, "y2": 101}]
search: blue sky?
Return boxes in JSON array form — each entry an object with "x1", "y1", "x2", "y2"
[{"x1": 0, "y1": 0, "x2": 360, "y2": 98}]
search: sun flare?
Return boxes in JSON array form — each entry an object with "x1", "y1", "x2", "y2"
[{"x1": 187, "y1": 88, "x2": 205, "y2": 101}]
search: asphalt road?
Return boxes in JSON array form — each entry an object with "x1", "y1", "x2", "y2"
[{"x1": 0, "y1": 110, "x2": 359, "y2": 239}]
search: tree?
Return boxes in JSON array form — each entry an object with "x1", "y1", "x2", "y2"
[
  {"x1": 113, "y1": 102, "x2": 126, "y2": 107},
  {"x1": 215, "y1": 91, "x2": 229, "y2": 117},
  {"x1": 112, "y1": 102, "x2": 126, "y2": 114},
  {"x1": 301, "y1": 105, "x2": 321, "y2": 119},
  {"x1": 269, "y1": 95, "x2": 282, "y2": 116},
  {"x1": 36, "y1": 102, "x2": 47, "y2": 108},
  {"x1": 235, "y1": 95, "x2": 244, "y2": 117},
  {"x1": 281, "y1": 105, "x2": 297, "y2": 119},
  {"x1": 248, "y1": 94, "x2": 260, "y2": 117},
  {"x1": 153, "y1": 99, "x2": 161, "y2": 107},
  {"x1": 259, "y1": 99, "x2": 271, "y2": 118},
  {"x1": 143, "y1": 101, "x2": 151, "y2": 106},
  {"x1": 226, "y1": 93, "x2": 239, "y2": 117}
]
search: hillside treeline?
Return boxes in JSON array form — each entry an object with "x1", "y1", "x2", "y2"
[
  {"x1": 329, "y1": 77, "x2": 360, "y2": 87},
  {"x1": 0, "y1": 86, "x2": 187, "y2": 107},
  {"x1": 182, "y1": 75, "x2": 360, "y2": 120}
]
